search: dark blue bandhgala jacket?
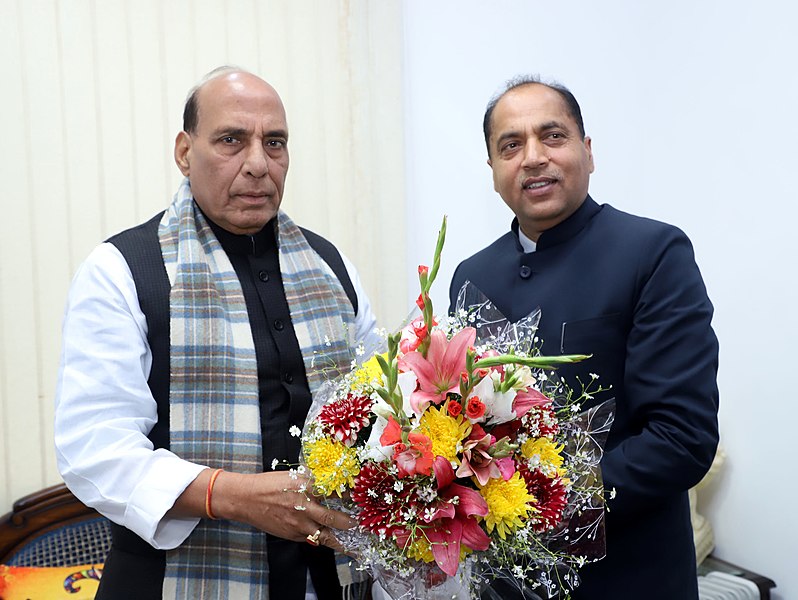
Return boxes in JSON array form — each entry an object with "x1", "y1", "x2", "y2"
[{"x1": 449, "y1": 196, "x2": 719, "y2": 600}]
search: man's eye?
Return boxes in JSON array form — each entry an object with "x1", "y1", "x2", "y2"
[
  {"x1": 266, "y1": 140, "x2": 285, "y2": 148},
  {"x1": 502, "y1": 142, "x2": 519, "y2": 152},
  {"x1": 221, "y1": 136, "x2": 238, "y2": 144}
]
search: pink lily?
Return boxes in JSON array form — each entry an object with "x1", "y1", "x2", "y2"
[
  {"x1": 421, "y1": 456, "x2": 490, "y2": 577},
  {"x1": 496, "y1": 456, "x2": 516, "y2": 480},
  {"x1": 512, "y1": 387, "x2": 550, "y2": 418},
  {"x1": 399, "y1": 327, "x2": 477, "y2": 414},
  {"x1": 456, "y1": 426, "x2": 501, "y2": 486}
]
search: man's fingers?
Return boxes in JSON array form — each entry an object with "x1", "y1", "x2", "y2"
[
  {"x1": 318, "y1": 527, "x2": 345, "y2": 553},
  {"x1": 317, "y1": 506, "x2": 357, "y2": 530}
]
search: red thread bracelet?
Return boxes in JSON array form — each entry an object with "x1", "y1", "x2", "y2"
[{"x1": 205, "y1": 468, "x2": 224, "y2": 520}]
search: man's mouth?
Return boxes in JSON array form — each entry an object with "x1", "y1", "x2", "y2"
[
  {"x1": 522, "y1": 178, "x2": 556, "y2": 190},
  {"x1": 235, "y1": 192, "x2": 271, "y2": 202}
]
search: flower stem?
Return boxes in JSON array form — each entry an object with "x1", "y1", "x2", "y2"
[{"x1": 473, "y1": 354, "x2": 591, "y2": 370}]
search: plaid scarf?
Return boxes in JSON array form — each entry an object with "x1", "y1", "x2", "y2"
[{"x1": 159, "y1": 179, "x2": 356, "y2": 599}]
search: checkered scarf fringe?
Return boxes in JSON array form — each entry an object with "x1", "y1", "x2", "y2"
[{"x1": 159, "y1": 179, "x2": 364, "y2": 599}]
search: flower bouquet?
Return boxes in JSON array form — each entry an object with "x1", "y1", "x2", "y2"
[{"x1": 301, "y1": 218, "x2": 614, "y2": 599}]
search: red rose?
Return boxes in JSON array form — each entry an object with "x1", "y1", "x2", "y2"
[
  {"x1": 466, "y1": 396, "x2": 486, "y2": 420},
  {"x1": 447, "y1": 400, "x2": 463, "y2": 417}
]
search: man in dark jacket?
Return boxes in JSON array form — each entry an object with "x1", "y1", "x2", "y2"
[
  {"x1": 55, "y1": 66, "x2": 378, "y2": 599},
  {"x1": 450, "y1": 75, "x2": 719, "y2": 599}
]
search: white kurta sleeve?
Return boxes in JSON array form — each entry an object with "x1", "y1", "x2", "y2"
[
  {"x1": 54, "y1": 243, "x2": 206, "y2": 550},
  {"x1": 340, "y1": 251, "x2": 382, "y2": 351}
]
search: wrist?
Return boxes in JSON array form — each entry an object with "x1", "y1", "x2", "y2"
[
  {"x1": 205, "y1": 468, "x2": 224, "y2": 519},
  {"x1": 205, "y1": 470, "x2": 250, "y2": 523}
]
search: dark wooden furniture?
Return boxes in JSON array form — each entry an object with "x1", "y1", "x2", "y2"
[{"x1": 0, "y1": 483, "x2": 111, "y2": 566}]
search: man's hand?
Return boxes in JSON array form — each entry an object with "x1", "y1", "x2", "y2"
[{"x1": 170, "y1": 468, "x2": 356, "y2": 551}]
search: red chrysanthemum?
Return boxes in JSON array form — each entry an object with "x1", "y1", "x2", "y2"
[
  {"x1": 523, "y1": 403, "x2": 560, "y2": 438},
  {"x1": 352, "y1": 462, "x2": 420, "y2": 537},
  {"x1": 318, "y1": 393, "x2": 373, "y2": 446},
  {"x1": 518, "y1": 463, "x2": 568, "y2": 532}
]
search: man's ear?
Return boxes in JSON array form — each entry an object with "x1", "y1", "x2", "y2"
[
  {"x1": 488, "y1": 158, "x2": 499, "y2": 192},
  {"x1": 174, "y1": 131, "x2": 192, "y2": 176},
  {"x1": 584, "y1": 136, "x2": 595, "y2": 174}
]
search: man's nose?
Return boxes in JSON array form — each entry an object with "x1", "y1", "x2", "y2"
[
  {"x1": 243, "y1": 143, "x2": 269, "y2": 177},
  {"x1": 521, "y1": 139, "x2": 548, "y2": 169}
]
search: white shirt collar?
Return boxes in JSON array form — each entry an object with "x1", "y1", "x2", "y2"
[{"x1": 518, "y1": 227, "x2": 537, "y2": 253}]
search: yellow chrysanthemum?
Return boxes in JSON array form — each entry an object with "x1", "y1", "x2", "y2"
[
  {"x1": 351, "y1": 354, "x2": 386, "y2": 388},
  {"x1": 479, "y1": 472, "x2": 534, "y2": 539},
  {"x1": 402, "y1": 529, "x2": 472, "y2": 564},
  {"x1": 521, "y1": 437, "x2": 566, "y2": 476},
  {"x1": 403, "y1": 531, "x2": 435, "y2": 564},
  {"x1": 305, "y1": 437, "x2": 360, "y2": 496},
  {"x1": 418, "y1": 406, "x2": 472, "y2": 463}
]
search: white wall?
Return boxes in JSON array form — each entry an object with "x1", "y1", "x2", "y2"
[
  {"x1": 0, "y1": 0, "x2": 405, "y2": 512},
  {"x1": 402, "y1": 1, "x2": 798, "y2": 598}
]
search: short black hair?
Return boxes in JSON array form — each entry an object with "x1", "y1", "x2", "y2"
[
  {"x1": 482, "y1": 75, "x2": 586, "y2": 157},
  {"x1": 182, "y1": 91, "x2": 200, "y2": 134}
]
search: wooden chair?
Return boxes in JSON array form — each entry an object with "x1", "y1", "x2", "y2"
[{"x1": 0, "y1": 483, "x2": 111, "y2": 567}]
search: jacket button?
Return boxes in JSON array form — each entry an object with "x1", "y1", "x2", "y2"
[
  {"x1": 259, "y1": 270, "x2": 269, "y2": 282},
  {"x1": 274, "y1": 319, "x2": 284, "y2": 331},
  {"x1": 519, "y1": 265, "x2": 532, "y2": 279},
  {"x1": 284, "y1": 372, "x2": 294, "y2": 384}
]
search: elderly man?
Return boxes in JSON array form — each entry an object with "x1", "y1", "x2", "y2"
[
  {"x1": 55, "y1": 67, "x2": 378, "y2": 599},
  {"x1": 449, "y1": 76, "x2": 719, "y2": 599}
]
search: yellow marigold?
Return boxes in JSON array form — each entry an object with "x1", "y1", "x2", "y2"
[
  {"x1": 351, "y1": 354, "x2": 386, "y2": 389},
  {"x1": 418, "y1": 406, "x2": 472, "y2": 463},
  {"x1": 305, "y1": 437, "x2": 360, "y2": 496},
  {"x1": 479, "y1": 471, "x2": 534, "y2": 539},
  {"x1": 521, "y1": 437, "x2": 566, "y2": 476}
]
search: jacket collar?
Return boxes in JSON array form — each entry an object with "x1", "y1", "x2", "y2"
[
  {"x1": 202, "y1": 209, "x2": 278, "y2": 257},
  {"x1": 511, "y1": 195, "x2": 601, "y2": 251}
]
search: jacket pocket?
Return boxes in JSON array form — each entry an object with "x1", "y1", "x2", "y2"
[{"x1": 560, "y1": 313, "x2": 624, "y2": 355}]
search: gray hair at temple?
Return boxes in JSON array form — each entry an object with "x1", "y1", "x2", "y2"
[
  {"x1": 182, "y1": 65, "x2": 249, "y2": 134},
  {"x1": 482, "y1": 74, "x2": 586, "y2": 157}
]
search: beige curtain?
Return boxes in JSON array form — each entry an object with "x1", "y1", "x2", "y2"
[{"x1": 0, "y1": 0, "x2": 406, "y2": 512}]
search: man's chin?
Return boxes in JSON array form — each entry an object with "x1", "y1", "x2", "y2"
[{"x1": 232, "y1": 207, "x2": 280, "y2": 234}]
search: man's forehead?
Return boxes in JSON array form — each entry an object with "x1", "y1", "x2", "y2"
[
  {"x1": 492, "y1": 86, "x2": 576, "y2": 133},
  {"x1": 196, "y1": 75, "x2": 287, "y2": 132}
]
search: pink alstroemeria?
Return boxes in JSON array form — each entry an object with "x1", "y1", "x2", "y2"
[
  {"x1": 512, "y1": 387, "x2": 550, "y2": 418},
  {"x1": 393, "y1": 432, "x2": 434, "y2": 478},
  {"x1": 456, "y1": 426, "x2": 501, "y2": 486},
  {"x1": 379, "y1": 415, "x2": 403, "y2": 447},
  {"x1": 379, "y1": 416, "x2": 433, "y2": 478},
  {"x1": 399, "y1": 327, "x2": 477, "y2": 414},
  {"x1": 421, "y1": 456, "x2": 490, "y2": 576}
]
